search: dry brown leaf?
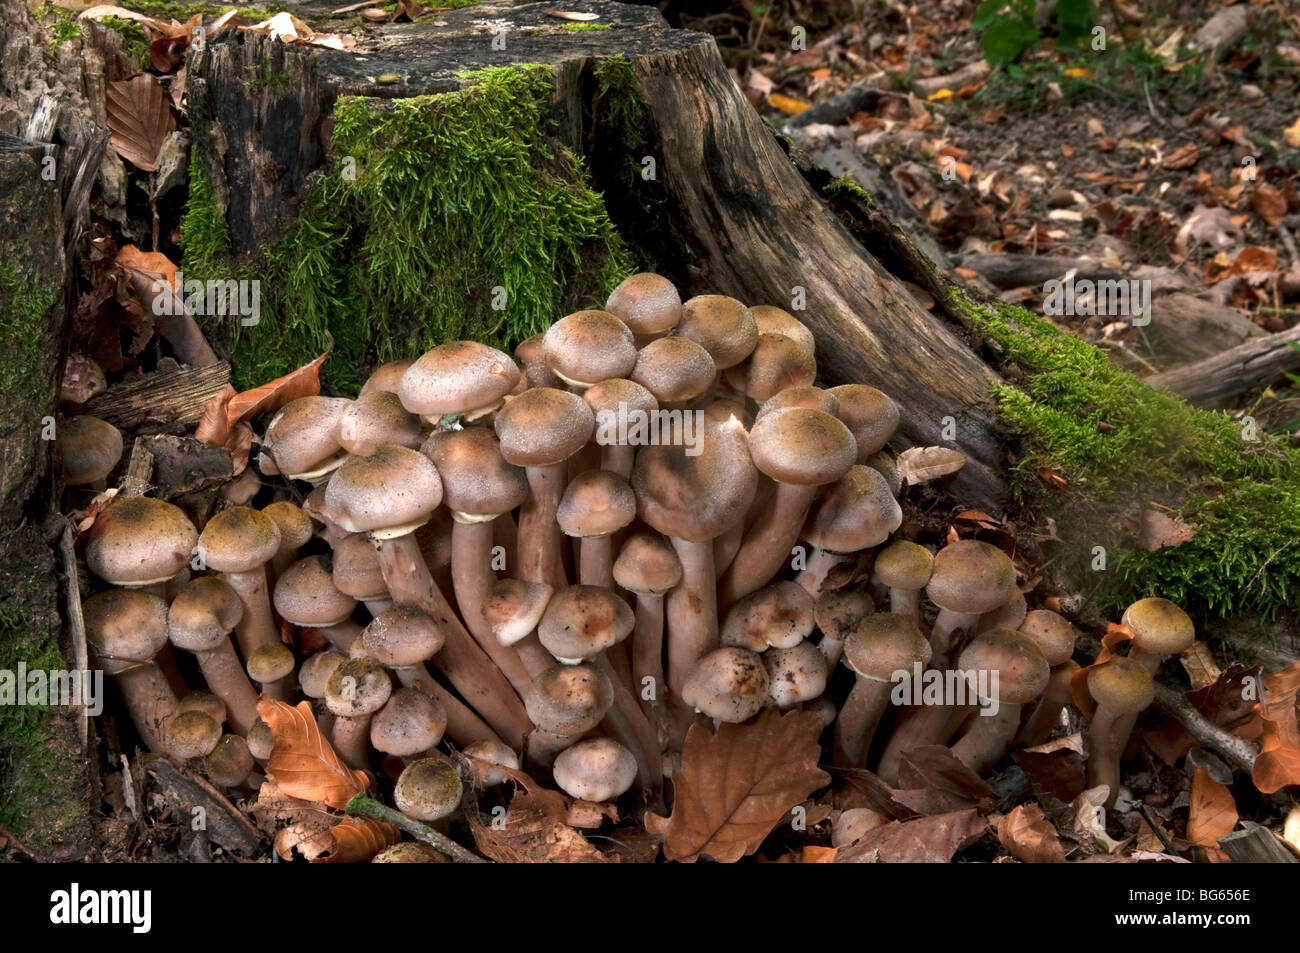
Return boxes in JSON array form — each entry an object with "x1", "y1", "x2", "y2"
[
  {"x1": 194, "y1": 384, "x2": 236, "y2": 448},
  {"x1": 896, "y1": 446, "x2": 967, "y2": 486},
  {"x1": 1251, "y1": 186, "x2": 1287, "y2": 226},
  {"x1": 1160, "y1": 142, "x2": 1201, "y2": 170},
  {"x1": 1138, "y1": 507, "x2": 1196, "y2": 551},
  {"x1": 801, "y1": 845, "x2": 838, "y2": 862},
  {"x1": 257, "y1": 699, "x2": 369, "y2": 810},
  {"x1": 1253, "y1": 662, "x2": 1300, "y2": 793},
  {"x1": 224, "y1": 341, "x2": 332, "y2": 428},
  {"x1": 78, "y1": 5, "x2": 170, "y2": 32},
  {"x1": 1286, "y1": 116, "x2": 1300, "y2": 149},
  {"x1": 645, "y1": 709, "x2": 829, "y2": 863},
  {"x1": 543, "y1": 7, "x2": 600, "y2": 19},
  {"x1": 313, "y1": 817, "x2": 401, "y2": 863},
  {"x1": 835, "y1": 808, "x2": 986, "y2": 862},
  {"x1": 105, "y1": 74, "x2": 175, "y2": 172},
  {"x1": 893, "y1": 745, "x2": 995, "y2": 816},
  {"x1": 115, "y1": 245, "x2": 178, "y2": 290},
  {"x1": 468, "y1": 792, "x2": 615, "y2": 863},
  {"x1": 1187, "y1": 765, "x2": 1238, "y2": 846},
  {"x1": 997, "y1": 803, "x2": 1066, "y2": 862},
  {"x1": 1179, "y1": 640, "x2": 1222, "y2": 690}
]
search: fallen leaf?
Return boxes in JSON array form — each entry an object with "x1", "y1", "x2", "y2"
[
  {"x1": 194, "y1": 384, "x2": 237, "y2": 448},
  {"x1": 1160, "y1": 142, "x2": 1201, "y2": 170},
  {"x1": 1070, "y1": 623, "x2": 1135, "y2": 713},
  {"x1": 1251, "y1": 186, "x2": 1287, "y2": 226},
  {"x1": 645, "y1": 709, "x2": 829, "y2": 863},
  {"x1": 1067, "y1": 785, "x2": 1127, "y2": 853},
  {"x1": 1187, "y1": 766, "x2": 1238, "y2": 847},
  {"x1": 1036, "y1": 466, "x2": 1068, "y2": 490},
  {"x1": 801, "y1": 845, "x2": 838, "y2": 863},
  {"x1": 468, "y1": 792, "x2": 615, "y2": 863},
  {"x1": 896, "y1": 446, "x2": 966, "y2": 486},
  {"x1": 1178, "y1": 641, "x2": 1221, "y2": 691},
  {"x1": 1012, "y1": 744, "x2": 1087, "y2": 812},
  {"x1": 1252, "y1": 662, "x2": 1300, "y2": 793},
  {"x1": 1286, "y1": 116, "x2": 1300, "y2": 148},
  {"x1": 926, "y1": 88, "x2": 953, "y2": 102},
  {"x1": 224, "y1": 340, "x2": 332, "y2": 428},
  {"x1": 1138, "y1": 507, "x2": 1196, "y2": 551},
  {"x1": 998, "y1": 803, "x2": 1067, "y2": 862},
  {"x1": 835, "y1": 809, "x2": 986, "y2": 862},
  {"x1": 767, "y1": 92, "x2": 812, "y2": 116},
  {"x1": 105, "y1": 74, "x2": 175, "y2": 172},
  {"x1": 313, "y1": 817, "x2": 401, "y2": 862},
  {"x1": 257, "y1": 699, "x2": 369, "y2": 810},
  {"x1": 115, "y1": 244, "x2": 178, "y2": 292},
  {"x1": 543, "y1": 7, "x2": 600, "y2": 19},
  {"x1": 78, "y1": 5, "x2": 169, "y2": 32},
  {"x1": 893, "y1": 745, "x2": 996, "y2": 816}
]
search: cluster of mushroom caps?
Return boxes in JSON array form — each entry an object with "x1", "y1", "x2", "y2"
[{"x1": 75, "y1": 272, "x2": 1194, "y2": 823}]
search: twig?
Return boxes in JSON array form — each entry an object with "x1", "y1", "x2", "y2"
[
  {"x1": 58, "y1": 521, "x2": 90, "y2": 751},
  {"x1": 1137, "y1": 803, "x2": 1176, "y2": 853},
  {"x1": 345, "y1": 793, "x2": 488, "y2": 863},
  {"x1": 1151, "y1": 682, "x2": 1259, "y2": 776}
]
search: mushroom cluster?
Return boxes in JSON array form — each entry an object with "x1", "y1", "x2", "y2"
[{"x1": 72, "y1": 273, "x2": 1194, "y2": 822}]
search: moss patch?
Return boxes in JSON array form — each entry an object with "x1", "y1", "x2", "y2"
[
  {"x1": 0, "y1": 265, "x2": 56, "y2": 398},
  {"x1": 823, "y1": 173, "x2": 873, "y2": 206},
  {"x1": 179, "y1": 149, "x2": 230, "y2": 279},
  {"x1": 562, "y1": 22, "x2": 612, "y2": 31}
]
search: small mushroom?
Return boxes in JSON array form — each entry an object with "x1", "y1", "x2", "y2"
[
  {"x1": 57, "y1": 414, "x2": 123, "y2": 488},
  {"x1": 948, "y1": 629, "x2": 1050, "y2": 776},
  {"x1": 370, "y1": 687, "x2": 447, "y2": 761},
  {"x1": 204, "y1": 733, "x2": 255, "y2": 788},
  {"x1": 167, "y1": 575, "x2": 261, "y2": 734},
  {"x1": 871, "y1": 540, "x2": 933, "y2": 626},
  {"x1": 556, "y1": 469, "x2": 636, "y2": 589},
  {"x1": 829, "y1": 385, "x2": 900, "y2": 463},
  {"x1": 813, "y1": 588, "x2": 875, "y2": 667},
  {"x1": 542, "y1": 310, "x2": 638, "y2": 389},
  {"x1": 325, "y1": 656, "x2": 393, "y2": 769},
  {"x1": 398, "y1": 340, "x2": 520, "y2": 424},
  {"x1": 763, "y1": 639, "x2": 828, "y2": 709},
  {"x1": 604, "y1": 272, "x2": 682, "y2": 341},
  {"x1": 246, "y1": 641, "x2": 296, "y2": 703},
  {"x1": 84, "y1": 496, "x2": 198, "y2": 597},
  {"x1": 832, "y1": 613, "x2": 930, "y2": 768},
  {"x1": 259, "y1": 396, "x2": 351, "y2": 482},
  {"x1": 924, "y1": 539, "x2": 1018, "y2": 664},
  {"x1": 553, "y1": 738, "x2": 638, "y2": 802},
  {"x1": 394, "y1": 756, "x2": 463, "y2": 822},
  {"x1": 165, "y1": 709, "x2": 222, "y2": 760},
  {"x1": 84, "y1": 589, "x2": 179, "y2": 752},
  {"x1": 1085, "y1": 656, "x2": 1155, "y2": 809},
  {"x1": 795, "y1": 465, "x2": 902, "y2": 597},
  {"x1": 612, "y1": 533, "x2": 681, "y2": 733},
  {"x1": 681, "y1": 646, "x2": 770, "y2": 726},
  {"x1": 198, "y1": 506, "x2": 283, "y2": 658}
]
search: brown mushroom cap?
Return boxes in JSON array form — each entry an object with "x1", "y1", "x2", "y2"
[
  {"x1": 612, "y1": 533, "x2": 682, "y2": 596},
  {"x1": 359, "y1": 359, "x2": 415, "y2": 397},
  {"x1": 1018, "y1": 610, "x2": 1076, "y2": 667},
  {"x1": 843, "y1": 613, "x2": 932, "y2": 681},
  {"x1": 557, "y1": 470, "x2": 637, "y2": 539},
  {"x1": 979, "y1": 591, "x2": 1028, "y2": 633},
  {"x1": 325, "y1": 656, "x2": 393, "y2": 717},
  {"x1": 483, "y1": 579, "x2": 553, "y2": 647},
  {"x1": 749, "y1": 305, "x2": 816, "y2": 357},
  {"x1": 299, "y1": 649, "x2": 347, "y2": 699},
  {"x1": 763, "y1": 640, "x2": 829, "y2": 707},
  {"x1": 204, "y1": 734, "x2": 254, "y2": 787},
  {"x1": 463, "y1": 738, "x2": 521, "y2": 786},
  {"x1": 748, "y1": 407, "x2": 857, "y2": 486},
  {"x1": 58, "y1": 414, "x2": 123, "y2": 485},
  {"x1": 605, "y1": 272, "x2": 682, "y2": 336},
  {"x1": 553, "y1": 738, "x2": 638, "y2": 801},
  {"x1": 262, "y1": 501, "x2": 314, "y2": 553},
  {"x1": 362, "y1": 606, "x2": 445, "y2": 668},
  {"x1": 324, "y1": 445, "x2": 443, "y2": 538},
  {"x1": 814, "y1": 589, "x2": 875, "y2": 642},
  {"x1": 398, "y1": 341, "x2": 520, "y2": 418},
  {"x1": 394, "y1": 756, "x2": 463, "y2": 821},
  {"x1": 629, "y1": 336, "x2": 716, "y2": 404},
  {"x1": 525, "y1": 662, "x2": 613, "y2": 735},
  {"x1": 421, "y1": 426, "x2": 528, "y2": 521},
  {"x1": 338, "y1": 390, "x2": 423, "y2": 456},
  {"x1": 681, "y1": 646, "x2": 770, "y2": 722},
  {"x1": 926, "y1": 539, "x2": 1018, "y2": 616},
  {"x1": 956, "y1": 629, "x2": 1050, "y2": 704},
  {"x1": 168, "y1": 576, "x2": 244, "y2": 652},
  {"x1": 538, "y1": 585, "x2": 636, "y2": 662},
  {"x1": 515, "y1": 334, "x2": 562, "y2": 390},
  {"x1": 166, "y1": 710, "x2": 222, "y2": 759},
  {"x1": 803, "y1": 465, "x2": 902, "y2": 554},
  {"x1": 542, "y1": 310, "x2": 638, "y2": 386},
  {"x1": 246, "y1": 641, "x2": 295, "y2": 685},
  {"x1": 677, "y1": 295, "x2": 759, "y2": 370},
  {"x1": 873, "y1": 540, "x2": 934, "y2": 590},
  {"x1": 585, "y1": 378, "x2": 659, "y2": 442},
  {"x1": 273, "y1": 554, "x2": 358, "y2": 627},
  {"x1": 259, "y1": 396, "x2": 351, "y2": 479},
  {"x1": 754, "y1": 385, "x2": 838, "y2": 421},
  {"x1": 199, "y1": 506, "x2": 281, "y2": 574},
  {"x1": 85, "y1": 496, "x2": 199, "y2": 587},
  {"x1": 1087, "y1": 656, "x2": 1155, "y2": 714},
  {"x1": 247, "y1": 718, "x2": 275, "y2": 760},
  {"x1": 84, "y1": 589, "x2": 170, "y2": 675},
  {"x1": 177, "y1": 690, "x2": 226, "y2": 724},
  {"x1": 370, "y1": 687, "x2": 447, "y2": 757},
  {"x1": 829, "y1": 385, "x2": 900, "y2": 457},
  {"x1": 721, "y1": 581, "x2": 816, "y2": 652},
  {"x1": 494, "y1": 387, "x2": 595, "y2": 467},
  {"x1": 1121, "y1": 597, "x2": 1195, "y2": 657},
  {"x1": 724, "y1": 333, "x2": 817, "y2": 402},
  {"x1": 331, "y1": 533, "x2": 388, "y2": 601}
]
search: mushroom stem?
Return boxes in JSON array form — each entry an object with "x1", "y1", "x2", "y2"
[
  {"x1": 601, "y1": 444, "x2": 635, "y2": 480},
  {"x1": 450, "y1": 519, "x2": 534, "y2": 697},
  {"x1": 712, "y1": 521, "x2": 744, "y2": 579},
  {"x1": 224, "y1": 568, "x2": 279, "y2": 658},
  {"x1": 115, "y1": 663, "x2": 180, "y2": 753},
  {"x1": 393, "y1": 664, "x2": 502, "y2": 748},
  {"x1": 1087, "y1": 703, "x2": 1127, "y2": 807},
  {"x1": 718, "y1": 483, "x2": 819, "y2": 608},
  {"x1": 331, "y1": 714, "x2": 372, "y2": 769},
  {"x1": 526, "y1": 726, "x2": 581, "y2": 768},
  {"x1": 665, "y1": 537, "x2": 719, "y2": 742},
  {"x1": 1017, "y1": 663, "x2": 1078, "y2": 747},
  {"x1": 593, "y1": 654, "x2": 663, "y2": 798},
  {"x1": 889, "y1": 587, "x2": 922, "y2": 626},
  {"x1": 876, "y1": 700, "x2": 970, "y2": 784},
  {"x1": 520, "y1": 463, "x2": 568, "y2": 590},
  {"x1": 929, "y1": 608, "x2": 980, "y2": 663},
  {"x1": 578, "y1": 535, "x2": 615, "y2": 590},
  {"x1": 194, "y1": 642, "x2": 260, "y2": 735},
  {"x1": 314, "y1": 620, "x2": 363, "y2": 653},
  {"x1": 832, "y1": 677, "x2": 893, "y2": 767},
  {"x1": 794, "y1": 546, "x2": 847, "y2": 597},
  {"x1": 630, "y1": 592, "x2": 668, "y2": 738},
  {"x1": 950, "y1": 702, "x2": 1022, "y2": 776}
]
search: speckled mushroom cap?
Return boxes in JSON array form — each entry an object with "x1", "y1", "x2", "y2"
[
  {"x1": 493, "y1": 387, "x2": 595, "y2": 467},
  {"x1": 748, "y1": 407, "x2": 856, "y2": 486},
  {"x1": 605, "y1": 272, "x2": 682, "y2": 336},
  {"x1": 724, "y1": 333, "x2": 817, "y2": 402},
  {"x1": 84, "y1": 588, "x2": 170, "y2": 675},
  {"x1": 979, "y1": 591, "x2": 1027, "y2": 633},
  {"x1": 324, "y1": 445, "x2": 443, "y2": 538},
  {"x1": 585, "y1": 378, "x2": 659, "y2": 444},
  {"x1": 370, "y1": 687, "x2": 446, "y2": 757},
  {"x1": 483, "y1": 579, "x2": 553, "y2": 647},
  {"x1": 398, "y1": 341, "x2": 520, "y2": 418},
  {"x1": 168, "y1": 576, "x2": 244, "y2": 652},
  {"x1": 873, "y1": 540, "x2": 934, "y2": 591},
  {"x1": 612, "y1": 533, "x2": 682, "y2": 596},
  {"x1": 463, "y1": 739, "x2": 521, "y2": 786},
  {"x1": 338, "y1": 390, "x2": 423, "y2": 456},
  {"x1": 802, "y1": 465, "x2": 903, "y2": 554},
  {"x1": 166, "y1": 710, "x2": 222, "y2": 759},
  {"x1": 421, "y1": 426, "x2": 527, "y2": 521},
  {"x1": 629, "y1": 336, "x2": 716, "y2": 404},
  {"x1": 631, "y1": 401, "x2": 757, "y2": 542},
  {"x1": 829, "y1": 385, "x2": 900, "y2": 458},
  {"x1": 358, "y1": 359, "x2": 414, "y2": 397},
  {"x1": 362, "y1": 606, "x2": 445, "y2": 668},
  {"x1": 394, "y1": 756, "x2": 463, "y2": 821},
  {"x1": 259, "y1": 396, "x2": 351, "y2": 479},
  {"x1": 199, "y1": 506, "x2": 281, "y2": 574},
  {"x1": 843, "y1": 613, "x2": 931, "y2": 682},
  {"x1": 553, "y1": 738, "x2": 638, "y2": 802},
  {"x1": 764, "y1": 640, "x2": 829, "y2": 708},
  {"x1": 177, "y1": 690, "x2": 226, "y2": 723},
  {"x1": 1121, "y1": 597, "x2": 1194, "y2": 657},
  {"x1": 814, "y1": 589, "x2": 875, "y2": 642},
  {"x1": 542, "y1": 310, "x2": 638, "y2": 387},
  {"x1": 755, "y1": 385, "x2": 838, "y2": 421},
  {"x1": 750, "y1": 305, "x2": 816, "y2": 357},
  {"x1": 246, "y1": 718, "x2": 275, "y2": 760},
  {"x1": 926, "y1": 539, "x2": 1018, "y2": 616},
  {"x1": 677, "y1": 295, "x2": 759, "y2": 369},
  {"x1": 956, "y1": 628, "x2": 1050, "y2": 704},
  {"x1": 58, "y1": 414, "x2": 123, "y2": 485},
  {"x1": 538, "y1": 585, "x2": 636, "y2": 662},
  {"x1": 525, "y1": 662, "x2": 613, "y2": 735},
  {"x1": 1087, "y1": 656, "x2": 1155, "y2": 714},
  {"x1": 273, "y1": 554, "x2": 357, "y2": 627},
  {"x1": 325, "y1": 656, "x2": 392, "y2": 717},
  {"x1": 298, "y1": 649, "x2": 347, "y2": 699},
  {"x1": 331, "y1": 533, "x2": 388, "y2": 601},
  {"x1": 721, "y1": 581, "x2": 816, "y2": 652},
  {"x1": 261, "y1": 501, "x2": 314, "y2": 553},
  {"x1": 205, "y1": 734, "x2": 253, "y2": 787},
  {"x1": 1018, "y1": 610, "x2": 1076, "y2": 667},
  {"x1": 681, "y1": 646, "x2": 770, "y2": 722},
  {"x1": 515, "y1": 334, "x2": 563, "y2": 390},
  {"x1": 557, "y1": 470, "x2": 637, "y2": 539},
  {"x1": 85, "y1": 496, "x2": 198, "y2": 587},
  {"x1": 246, "y1": 641, "x2": 295, "y2": 684}
]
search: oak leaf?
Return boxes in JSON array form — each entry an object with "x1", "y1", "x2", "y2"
[
  {"x1": 257, "y1": 699, "x2": 369, "y2": 810},
  {"x1": 1187, "y1": 765, "x2": 1238, "y2": 847},
  {"x1": 1252, "y1": 661, "x2": 1300, "y2": 793},
  {"x1": 835, "y1": 808, "x2": 986, "y2": 863}
]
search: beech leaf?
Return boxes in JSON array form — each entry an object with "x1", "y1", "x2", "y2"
[
  {"x1": 835, "y1": 808, "x2": 986, "y2": 863},
  {"x1": 313, "y1": 817, "x2": 402, "y2": 863},
  {"x1": 105, "y1": 74, "x2": 175, "y2": 172},
  {"x1": 1187, "y1": 765, "x2": 1238, "y2": 847},
  {"x1": 224, "y1": 338, "x2": 332, "y2": 428},
  {"x1": 997, "y1": 803, "x2": 1066, "y2": 863},
  {"x1": 896, "y1": 446, "x2": 967, "y2": 486},
  {"x1": 257, "y1": 699, "x2": 369, "y2": 809}
]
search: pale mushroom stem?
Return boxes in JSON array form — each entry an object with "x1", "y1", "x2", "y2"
[
  {"x1": 492, "y1": 512, "x2": 518, "y2": 574},
  {"x1": 195, "y1": 642, "x2": 260, "y2": 735},
  {"x1": 794, "y1": 546, "x2": 847, "y2": 597},
  {"x1": 578, "y1": 535, "x2": 615, "y2": 590},
  {"x1": 1087, "y1": 704, "x2": 1128, "y2": 808},
  {"x1": 450, "y1": 520, "x2": 534, "y2": 697},
  {"x1": 889, "y1": 587, "x2": 922, "y2": 626},
  {"x1": 1018, "y1": 665, "x2": 1076, "y2": 746},
  {"x1": 314, "y1": 621, "x2": 363, "y2": 653},
  {"x1": 665, "y1": 537, "x2": 719, "y2": 744},
  {"x1": 718, "y1": 483, "x2": 820, "y2": 609},
  {"x1": 950, "y1": 702, "x2": 1022, "y2": 776},
  {"x1": 526, "y1": 726, "x2": 581, "y2": 767},
  {"x1": 876, "y1": 701, "x2": 970, "y2": 785},
  {"x1": 331, "y1": 715, "x2": 372, "y2": 770},
  {"x1": 393, "y1": 664, "x2": 503, "y2": 748},
  {"x1": 712, "y1": 521, "x2": 744, "y2": 579},
  {"x1": 375, "y1": 532, "x2": 532, "y2": 749},
  {"x1": 630, "y1": 592, "x2": 669, "y2": 738},
  {"x1": 601, "y1": 445, "x2": 635, "y2": 480},
  {"x1": 832, "y1": 678, "x2": 893, "y2": 767},
  {"x1": 224, "y1": 568, "x2": 280, "y2": 658},
  {"x1": 929, "y1": 608, "x2": 980, "y2": 663},
  {"x1": 514, "y1": 634, "x2": 557, "y2": 679},
  {"x1": 1100, "y1": 648, "x2": 1166, "y2": 789},
  {"x1": 520, "y1": 463, "x2": 568, "y2": 591},
  {"x1": 593, "y1": 654, "x2": 663, "y2": 796},
  {"x1": 115, "y1": 663, "x2": 180, "y2": 753},
  {"x1": 817, "y1": 633, "x2": 847, "y2": 668}
]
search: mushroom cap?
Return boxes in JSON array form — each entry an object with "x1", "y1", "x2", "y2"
[
  {"x1": 414, "y1": 508, "x2": 455, "y2": 570},
  {"x1": 324, "y1": 445, "x2": 443, "y2": 537},
  {"x1": 260, "y1": 396, "x2": 351, "y2": 479},
  {"x1": 612, "y1": 533, "x2": 682, "y2": 596},
  {"x1": 421, "y1": 426, "x2": 527, "y2": 519},
  {"x1": 557, "y1": 470, "x2": 636, "y2": 539},
  {"x1": 749, "y1": 305, "x2": 815, "y2": 357},
  {"x1": 398, "y1": 341, "x2": 520, "y2": 417},
  {"x1": 829, "y1": 385, "x2": 900, "y2": 458},
  {"x1": 515, "y1": 334, "x2": 563, "y2": 390},
  {"x1": 585, "y1": 378, "x2": 659, "y2": 445},
  {"x1": 273, "y1": 554, "x2": 358, "y2": 627},
  {"x1": 168, "y1": 576, "x2": 244, "y2": 652},
  {"x1": 763, "y1": 640, "x2": 829, "y2": 707},
  {"x1": 325, "y1": 656, "x2": 393, "y2": 717},
  {"x1": 394, "y1": 756, "x2": 463, "y2": 821},
  {"x1": 1018, "y1": 610, "x2": 1075, "y2": 667},
  {"x1": 873, "y1": 540, "x2": 934, "y2": 591},
  {"x1": 331, "y1": 533, "x2": 388, "y2": 601},
  {"x1": 84, "y1": 588, "x2": 170, "y2": 675},
  {"x1": 681, "y1": 647, "x2": 770, "y2": 722},
  {"x1": 629, "y1": 336, "x2": 716, "y2": 404},
  {"x1": 338, "y1": 390, "x2": 423, "y2": 456},
  {"x1": 802, "y1": 465, "x2": 902, "y2": 553},
  {"x1": 542, "y1": 310, "x2": 638, "y2": 386},
  {"x1": 246, "y1": 718, "x2": 275, "y2": 761},
  {"x1": 1087, "y1": 656, "x2": 1155, "y2": 714},
  {"x1": 85, "y1": 496, "x2": 198, "y2": 587},
  {"x1": 553, "y1": 738, "x2": 638, "y2": 802},
  {"x1": 362, "y1": 606, "x2": 445, "y2": 668},
  {"x1": 298, "y1": 649, "x2": 347, "y2": 699},
  {"x1": 246, "y1": 641, "x2": 295, "y2": 684},
  {"x1": 721, "y1": 581, "x2": 816, "y2": 651},
  {"x1": 483, "y1": 578, "x2": 553, "y2": 647},
  {"x1": 677, "y1": 295, "x2": 759, "y2": 369},
  {"x1": 843, "y1": 612, "x2": 932, "y2": 682},
  {"x1": 261, "y1": 501, "x2": 314, "y2": 554},
  {"x1": 748, "y1": 407, "x2": 857, "y2": 486},
  {"x1": 199, "y1": 506, "x2": 282, "y2": 574},
  {"x1": 605, "y1": 272, "x2": 682, "y2": 335},
  {"x1": 814, "y1": 589, "x2": 875, "y2": 642},
  {"x1": 370, "y1": 687, "x2": 447, "y2": 757},
  {"x1": 204, "y1": 734, "x2": 254, "y2": 787},
  {"x1": 866, "y1": 450, "x2": 901, "y2": 497},
  {"x1": 724, "y1": 333, "x2": 817, "y2": 401},
  {"x1": 165, "y1": 710, "x2": 222, "y2": 759},
  {"x1": 358, "y1": 359, "x2": 415, "y2": 397},
  {"x1": 538, "y1": 585, "x2": 636, "y2": 662},
  {"x1": 956, "y1": 629, "x2": 1050, "y2": 704},
  {"x1": 978, "y1": 590, "x2": 1028, "y2": 633},
  {"x1": 58, "y1": 414, "x2": 123, "y2": 485},
  {"x1": 1121, "y1": 597, "x2": 1194, "y2": 657},
  {"x1": 463, "y1": 739, "x2": 521, "y2": 786},
  {"x1": 494, "y1": 387, "x2": 595, "y2": 467},
  {"x1": 525, "y1": 662, "x2": 613, "y2": 735},
  {"x1": 926, "y1": 539, "x2": 1018, "y2": 616},
  {"x1": 754, "y1": 385, "x2": 838, "y2": 421},
  {"x1": 631, "y1": 401, "x2": 757, "y2": 542},
  {"x1": 178, "y1": 690, "x2": 227, "y2": 724}
]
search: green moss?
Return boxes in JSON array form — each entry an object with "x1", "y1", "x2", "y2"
[
  {"x1": 179, "y1": 149, "x2": 230, "y2": 280},
  {"x1": 99, "y1": 15, "x2": 152, "y2": 64},
  {"x1": 133, "y1": 1, "x2": 285, "y2": 21},
  {"x1": 43, "y1": 8, "x2": 83, "y2": 56},
  {"x1": 561, "y1": 22, "x2": 612, "y2": 31},
  {"x1": 245, "y1": 58, "x2": 295, "y2": 92},
  {"x1": 0, "y1": 265, "x2": 56, "y2": 397},
  {"x1": 823, "y1": 173, "x2": 873, "y2": 206}
]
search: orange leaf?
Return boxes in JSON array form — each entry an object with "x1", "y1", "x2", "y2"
[
  {"x1": 1187, "y1": 766, "x2": 1237, "y2": 847},
  {"x1": 767, "y1": 93, "x2": 811, "y2": 116},
  {"x1": 1070, "y1": 623, "x2": 1134, "y2": 713},
  {"x1": 1252, "y1": 662, "x2": 1300, "y2": 793},
  {"x1": 105, "y1": 74, "x2": 176, "y2": 172},
  {"x1": 1036, "y1": 467, "x2": 1068, "y2": 490},
  {"x1": 115, "y1": 245, "x2": 179, "y2": 291},
  {"x1": 194, "y1": 384, "x2": 237, "y2": 447},
  {"x1": 997, "y1": 803, "x2": 1066, "y2": 862},
  {"x1": 225, "y1": 339, "x2": 332, "y2": 429},
  {"x1": 257, "y1": 698, "x2": 369, "y2": 809},
  {"x1": 800, "y1": 845, "x2": 838, "y2": 863},
  {"x1": 313, "y1": 817, "x2": 401, "y2": 863},
  {"x1": 1251, "y1": 186, "x2": 1287, "y2": 226}
]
